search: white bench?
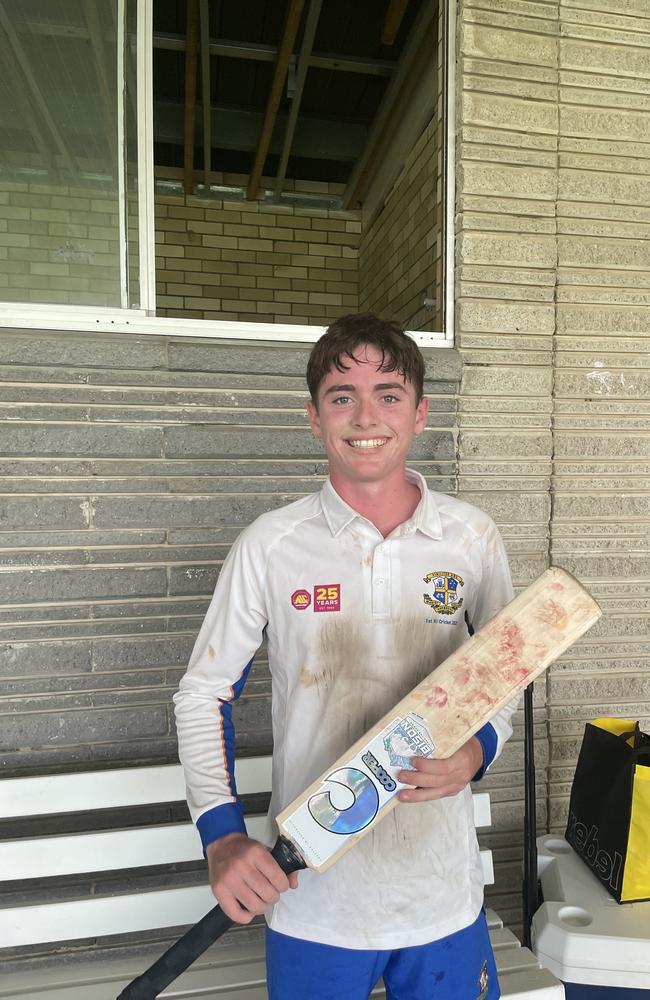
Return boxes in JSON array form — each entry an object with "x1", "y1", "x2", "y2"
[{"x1": 0, "y1": 758, "x2": 564, "y2": 999}]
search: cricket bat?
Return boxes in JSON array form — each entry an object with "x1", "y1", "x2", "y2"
[{"x1": 117, "y1": 566, "x2": 600, "y2": 1000}]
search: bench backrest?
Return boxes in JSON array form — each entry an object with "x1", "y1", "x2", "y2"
[{"x1": 0, "y1": 758, "x2": 493, "y2": 949}]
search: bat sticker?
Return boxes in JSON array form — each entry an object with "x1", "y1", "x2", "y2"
[
  {"x1": 281, "y1": 714, "x2": 435, "y2": 866},
  {"x1": 308, "y1": 767, "x2": 379, "y2": 834}
]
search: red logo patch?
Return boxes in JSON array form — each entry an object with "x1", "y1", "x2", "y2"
[
  {"x1": 314, "y1": 584, "x2": 341, "y2": 613},
  {"x1": 291, "y1": 589, "x2": 311, "y2": 610}
]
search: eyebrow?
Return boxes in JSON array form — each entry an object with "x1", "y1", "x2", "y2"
[{"x1": 323, "y1": 381, "x2": 406, "y2": 396}]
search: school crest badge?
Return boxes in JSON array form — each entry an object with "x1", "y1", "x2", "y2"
[{"x1": 423, "y1": 571, "x2": 464, "y2": 615}]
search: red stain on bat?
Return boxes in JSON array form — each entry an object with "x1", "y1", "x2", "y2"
[
  {"x1": 504, "y1": 666, "x2": 530, "y2": 685},
  {"x1": 426, "y1": 686, "x2": 448, "y2": 708},
  {"x1": 497, "y1": 621, "x2": 524, "y2": 665},
  {"x1": 537, "y1": 599, "x2": 568, "y2": 629},
  {"x1": 551, "y1": 581, "x2": 564, "y2": 592},
  {"x1": 453, "y1": 662, "x2": 471, "y2": 686}
]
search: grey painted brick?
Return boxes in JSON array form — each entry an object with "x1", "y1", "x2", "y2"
[
  {"x1": 0, "y1": 641, "x2": 92, "y2": 677},
  {"x1": 169, "y1": 565, "x2": 220, "y2": 596},
  {"x1": 0, "y1": 566, "x2": 167, "y2": 604},
  {"x1": 168, "y1": 342, "x2": 312, "y2": 375},
  {"x1": 91, "y1": 635, "x2": 194, "y2": 670},
  {"x1": 0, "y1": 496, "x2": 89, "y2": 530},
  {"x1": 0, "y1": 424, "x2": 163, "y2": 457},
  {"x1": 91, "y1": 494, "x2": 289, "y2": 529},
  {"x1": 0, "y1": 705, "x2": 169, "y2": 749},
  {"x1": 0, "y1": 332, "x2": 167, "y2": 371}
]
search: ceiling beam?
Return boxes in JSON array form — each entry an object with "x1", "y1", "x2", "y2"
[
  {"x1": 199, "y1": 0, "x2": 212, "y2": 188},
  {"x1": 154, "y1": 101, "x2": 365, "y2": 162},
  {"x1": 273, "y1": 0, "x2": 322, "y2": 201},
  {"x1": 246, "y1": 0, "x2": 306, "y2": 201},
  {"x1": 156, "y1": 34, "x2": 395, "y2": 76},
  {"x1": 0, "y1": 1, "x2": 76, "y2": 176},
  {"x1": 183, "y1": 0, "x2": 200, "y2": 195},
  {"x1": 382, "y1": 0, "x2": 409, "y2": 46},
  {"x1": 342, "y1": 2, "x2": 435, "y2": 210}
]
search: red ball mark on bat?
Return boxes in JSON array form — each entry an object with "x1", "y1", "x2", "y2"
[
  {"x1": 551, "y1": 581, "x2": 564, "y2": 592},
  {"x1": 453, "y1": 662, "x2": 471, "y2": 687},
  {"x1": 426, "y1": 686, "x2": 448, "y2": 708},
  {"x1": 497, "y1": 621, "x2": 524, "y2": 665},
  {"x1": 537, "y1": 599, "x2": 568, "y2": 630},
  {"x1": 474, "y1": 690, "x2": 498, "y2": 706},
  {"x1": 504, "y1": 666, "x2": 530, "y2": 685}
]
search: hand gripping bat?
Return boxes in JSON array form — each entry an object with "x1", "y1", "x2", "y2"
[{"x1": 117, "y1": 566, "x2": 600, "y2": 999}]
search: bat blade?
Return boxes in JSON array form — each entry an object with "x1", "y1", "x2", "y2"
[{"x1": 277, "y1": 565, "x2": 600, "y2": 873}]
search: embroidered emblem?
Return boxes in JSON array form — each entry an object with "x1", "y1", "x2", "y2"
[
  {"x1": 291, "y1": 589, "x2": 311, "y2": 610},
  {"x1": 477, "y1": 960, "x2": 489, "y2": 1000},
  {"x1": 423, "y1": 571, "x2": 464, "y2": 615},
  {"x1": 314, "y1": 584, "x2": 341, "y2": 613}
]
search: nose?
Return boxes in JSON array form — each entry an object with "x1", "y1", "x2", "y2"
[{"x1": 353, "y1": 396, "x2": 378, "y2": 428}]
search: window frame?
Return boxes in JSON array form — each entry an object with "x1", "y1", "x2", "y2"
[{"x1": 0, "y1": 0, "x2": 456, "y2": 349}]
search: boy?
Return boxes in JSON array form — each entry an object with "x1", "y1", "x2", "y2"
[{"x1": 174, "y1": 313, "x2": 517, "y2": 999}]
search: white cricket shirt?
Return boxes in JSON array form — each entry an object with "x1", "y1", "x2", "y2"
[{"x1": 174, "y1": 470, "x2": 516, "y2": 949}]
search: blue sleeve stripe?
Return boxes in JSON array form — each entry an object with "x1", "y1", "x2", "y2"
[
  {"x1": 219, "y1": 657, "x2": 254, "y2": 800},
  {"x1": 196, "y1": 801, "x2": 247, "y2": 852},
  {"x1": 473, "y1": 723, "x2": 498, "y2": 781}
]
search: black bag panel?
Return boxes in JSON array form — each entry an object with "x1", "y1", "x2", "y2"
[{"x1": 565, "y1": 723, "x2": 634, "y2": 901}]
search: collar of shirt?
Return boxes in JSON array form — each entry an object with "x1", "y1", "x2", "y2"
[{"x1": 319, "y1": 469, "x2": 443, "y2": 541}]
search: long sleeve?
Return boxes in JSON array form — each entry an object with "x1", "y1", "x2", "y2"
[{"x1": 173, "y1": 525, "x2": 268, "y2": 850}]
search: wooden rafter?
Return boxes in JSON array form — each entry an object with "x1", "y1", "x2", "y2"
[
  {"x1": 382, "y1": 0, "x2": 409, "y2": 46},
  {"x1": 246, "y1": 0, "x2": 306, "y2": 201},
  {"x1": 183, "y1": 0, "x2": 200, "y2": 195},
  {"x1": 274, "y1": 0, "x2": 322, "y2": 200}
]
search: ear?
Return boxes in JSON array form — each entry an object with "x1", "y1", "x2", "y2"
[
  {"x1": 414, "y1": 395, "x2": 429, "y2": 436},
  {"x1": 307, "y1": 398, "x2": 321, "y2": 438}
]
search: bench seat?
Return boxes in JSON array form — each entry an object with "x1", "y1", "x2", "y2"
[{"x1": 0, "y1": 758, "x2": 564, "y2": 999}]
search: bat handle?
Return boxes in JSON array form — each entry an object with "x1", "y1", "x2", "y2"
[{"x1": 115, "y1": 835, "x2": 306, "y2": 1000}]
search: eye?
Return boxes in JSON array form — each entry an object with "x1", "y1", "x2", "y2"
[
  {"x1": 332, "y1": 394, "x2": 352, "y2": 405},
  {"x1": 381, "y1": 393, "x2": 400, "y2": 404}
]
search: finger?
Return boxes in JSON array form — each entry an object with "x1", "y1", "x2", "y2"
[
  {"x1": 255, "y1": 852, "x2": 293, "y2": 894},
  {"x1": 235, "y1": 866, "x2": 282, "y2": 906},
  {"x1": 213, "y1": 885, "x2": 256, "y2": 924},
  {"x1": 288, "y1": 871, "x2": 299, "y2": 889},
  {"x1": 398, "y1": 783, "x2": 462, "y2": 803}
]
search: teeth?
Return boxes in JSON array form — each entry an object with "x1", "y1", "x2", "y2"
[{"x1": 349, "y1": 438, "x2": 387, "y2": 449}]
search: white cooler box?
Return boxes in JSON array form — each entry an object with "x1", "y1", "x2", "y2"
[{"x1": 532, "y1": 834, "x2": 650, "y2": 999}]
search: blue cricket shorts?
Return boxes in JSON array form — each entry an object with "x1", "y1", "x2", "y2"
[{"x1": 265, "y1": 909, "x2": 500, "y2": 1000}]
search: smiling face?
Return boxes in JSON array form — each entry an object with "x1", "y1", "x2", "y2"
[{"x1": 307, "y1": 344, "x2": 429, "y2": 498}]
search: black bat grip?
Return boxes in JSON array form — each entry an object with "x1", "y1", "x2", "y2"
[{"x1": 116, "y1": 835, "x2": 306, "y2": 1000}]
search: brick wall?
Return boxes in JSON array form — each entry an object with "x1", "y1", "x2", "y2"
[
  {"x1": 358, "y1": 119, "x2": 443, "y2": 331},
  {"x1": 456, "y1": 0, "x2": 650, "y2": 930},
  {"x1": 0, "y1": 182, "x2": 122, "y2": 306},
  {"x1": 0, "y1": 183, "x2": 361, "y2": 322},
  {"x1": 155, "y1": 196, "x2": 360, "y2": 325},
  {"x1": 358, "y1": 2, "x2": 445, "y2": 332},
  {"x1": 0, "y1": 328, "x2": 460, "y2": 777}
]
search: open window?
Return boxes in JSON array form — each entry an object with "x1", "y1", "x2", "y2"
[{"x1": 0, "y1": 0, "x2": 454, "y2": 346}]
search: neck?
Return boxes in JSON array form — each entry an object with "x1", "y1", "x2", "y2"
[{"x1": 331, "y1": 470, "x2": 421, "y2": 537}]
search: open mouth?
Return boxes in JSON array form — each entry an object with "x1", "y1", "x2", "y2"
[{"x1": 347, "y1": 438, "x2": 389, "y2": 450}]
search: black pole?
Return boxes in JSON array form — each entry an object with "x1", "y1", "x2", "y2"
[
  {"x1": 522, "y1": 682, "x2": 538, "y2": 949},
  {"x1": 116, "y1": 835, "x2": 306, "y2": 1000}
]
